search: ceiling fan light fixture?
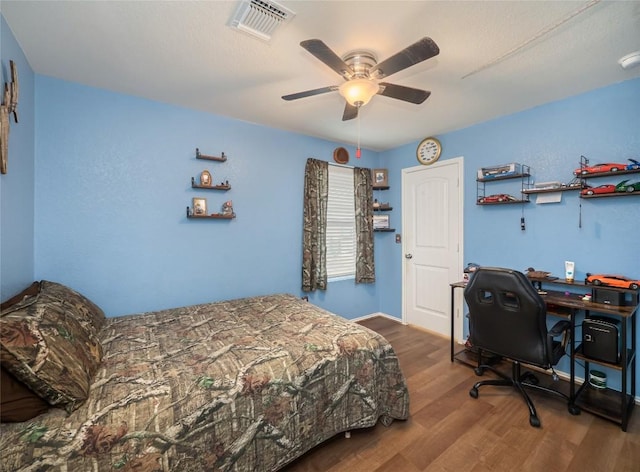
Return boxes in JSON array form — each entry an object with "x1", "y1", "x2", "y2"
[{"x1": 338, "y1": 79, "x2": 379, "y2": 107}]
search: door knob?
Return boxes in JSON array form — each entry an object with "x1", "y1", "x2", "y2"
[{"x1": 405, "y1": 253, "x2": 413, "y2": 259}]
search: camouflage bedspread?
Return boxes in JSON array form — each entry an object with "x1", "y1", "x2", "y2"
[{"x1": 0, "y1": 294, "x2": 409, "y2": 471}]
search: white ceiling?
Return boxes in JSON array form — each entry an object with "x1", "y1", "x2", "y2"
[{"x1": 2, "y1": 0, "x2": 639, "y2": 151}]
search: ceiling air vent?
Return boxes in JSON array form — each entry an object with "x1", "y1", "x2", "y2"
[{"x1": 229, "y1": 0, "x2": 295, "y2": 41}]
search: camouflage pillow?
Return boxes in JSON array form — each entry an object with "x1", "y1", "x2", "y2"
[
  {"x1": 0, "y1": 286, "x2": 104, "y2": 412},
  {"x1": 0, "y1": 281, "x2": 41, "y2": 312},
  {"x1": 39, "y1": 281, "x2": 107, "y2": 332}
]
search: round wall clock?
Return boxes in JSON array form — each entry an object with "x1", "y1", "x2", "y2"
[{"x1": 416, "y1": 137, "x2": 442, "y2": 165}]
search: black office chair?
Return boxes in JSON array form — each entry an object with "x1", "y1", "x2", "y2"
[{"x1": 464, "y1": 266, "x2": 580, "y2": 427}]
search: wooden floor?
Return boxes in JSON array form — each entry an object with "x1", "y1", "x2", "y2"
[{"x1": 283, "y1": 316, "x2": 639, "y2": 472}]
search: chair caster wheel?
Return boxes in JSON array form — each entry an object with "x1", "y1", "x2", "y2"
[
  {"x1": 469, "y1": 387, "x2": 479, "y2": 399},
  {"x1": 474, "y1": 367, "x2": 484, "y2": 376},
  {"x1": 569, "y1": 404, "x2": 581, "y2": 416},
  {"x1": 529, "y1": 415, "x2": 541, "y2": 428}
]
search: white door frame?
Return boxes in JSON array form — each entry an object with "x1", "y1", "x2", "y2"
[{"x1": 401, "y1": 157, "x2": 465, "y2": 343}]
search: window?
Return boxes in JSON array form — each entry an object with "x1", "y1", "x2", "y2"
[
  {"x1": 301, "y1": 158, "x2": 374, "y2": 292},
  {"x1": 326, "y1": 165, "x2": 356, "y2": 279}
]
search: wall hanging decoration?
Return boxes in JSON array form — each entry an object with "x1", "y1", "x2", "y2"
[
  {"x1": 372, "y1": 168, "x2": 388, "y2": 188},
  {"x1": 373, "y1": 214, "x2": 390, "y2": 230},
  {"x1": 192, "y1": 197, "x2": 207, "y2": 216},
  {"x1": 1, "y1": 60, "x2": 19, "y2": 174},
  {"x1": 221, "y1": 200, "x2": 235, "y2": 217},
  {"x1": 333, "y1": 146, "x2": 349, "y2": 165},
  {"x1": 196, "y1": 148, "x2": 227, "y2": 162},
  {"x1": 187, "y1": 148, "x2": 236, "y2": 220},
  {"x1": 200, "y1": 170, "x2": 212, "y2": 187}
]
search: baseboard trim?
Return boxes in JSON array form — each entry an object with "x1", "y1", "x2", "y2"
[{"x1": 351, "y1": 312, "x2": 406, "y2": 324}]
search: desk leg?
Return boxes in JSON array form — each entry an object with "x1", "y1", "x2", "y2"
[
  {"x1": 621, "y1": 316, "x2": 628, "y2": 432},
  {"x1": 450, "y1": 285, "x2": 455, "y2": 362},
  {"x1": 570, "y1": 313, "x2": 576, "y2": 403}
]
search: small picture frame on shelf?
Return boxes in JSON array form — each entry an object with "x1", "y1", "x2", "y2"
[
  {"x1": 372, "y1": 168, "x2": 388, "y2": 188},
  {"x1": 373, "y1": 215, "x2": 390, "y2": 229},
  {"x1": 200, "y1": 170, "x2": 212, "y2": 187},
  {"x1": 192, "y1": 197, "x2": 207, "y2": 216}
]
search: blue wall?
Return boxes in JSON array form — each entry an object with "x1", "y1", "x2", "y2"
[
  {"x1": 379, "y1": 78, "x2": 640, "y2": 317},
  {"x1": 33, "y1": 76, "x2": 382, "y2": 318},
  {"x1": 0, "y1": 15, "x2": 36, "y2": 301}
]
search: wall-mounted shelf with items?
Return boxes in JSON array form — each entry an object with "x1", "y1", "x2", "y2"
[
  {"x1": 191, "y1": 177, "x2": 231, "y2": 191},
  {"x1": 576, "y1": 155, "x2": 640, "y2": 199},
  {"x1": 373, "y1": 200, "x2": 392, "y2": 212},
  {"x1": 581, "y1": 190, "x2": 640, "y2": 199},
  {"x1": 373, "y1": 214, "x2": 395, "y2": 232},
  {"x1": 372, "y1": 168, "x2": 395, "y2": 232},
  {"x1": 186, "y1": 207, "x2": 235, "y2": 220},
  {"x1": 522, "y1": 181, "x2": 584, "y2": 195},
  {"x1": 196, "y1": 148, "x2": 227, "y2": 162},
  {"x1": 187, "y1": 148, "x2": 235, "y2": 220},
  {"x1": 476, "y1": 163, "x2": 531, "y2": 205}
]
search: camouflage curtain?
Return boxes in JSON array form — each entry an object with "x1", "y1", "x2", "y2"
[
  {"x1": 302, "y1": 158, "x2": 329, "y2": 291},
  {"x1": 354, "y1": 166, "x2": 375, "y2": 283}
]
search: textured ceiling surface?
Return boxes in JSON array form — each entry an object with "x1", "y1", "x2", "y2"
[{"x1": 2, "y1": 0, "x2": 639, "y2": 150}]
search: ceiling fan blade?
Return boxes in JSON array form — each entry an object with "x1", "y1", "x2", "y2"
[
  {"x1": 378, "y1": 82, "x2": 431, "y2": 104},
  {"x1": 370, "y1": 37, "x2": 440, "y2": 79},
  {"x1": 282, "y1": 85, "x2": 338, "y2": 101},
  {"x1": 342, "y1": 103, "x2": 359, "y2": 121},
  {"x1": 300, "y1": 39, "x2": 355, "y2": 79}
]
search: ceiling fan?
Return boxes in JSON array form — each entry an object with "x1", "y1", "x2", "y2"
[{"x1": 282, "y1": 37, "x2": 440, "y2": 121}]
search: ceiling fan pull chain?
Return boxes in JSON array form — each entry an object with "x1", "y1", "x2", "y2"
[{"x1": 356, "y1": 109, "x2": 362, "y2": 158}]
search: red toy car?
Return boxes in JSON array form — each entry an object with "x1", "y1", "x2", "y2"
[
  {"x1": 573, "y1": 163, "x2": 627, "y2": 176},
  {"x1": 586, "y1": 274, "x2": 640, "y2": 290},
  {"x1": 581, "y1": 185, "x2": 616, "y2": 196},
  {"x1": 478, "y1": 194, "x2": 517, "y2": 203}
]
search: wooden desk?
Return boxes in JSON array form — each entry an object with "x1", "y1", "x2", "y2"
[{"x1": 450, "y1": 278, "x2": 638, "y2": 431}]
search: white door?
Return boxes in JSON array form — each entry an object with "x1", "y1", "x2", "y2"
[{"x1": 402, "y1": 158, "x2": 464, "y2": 339}]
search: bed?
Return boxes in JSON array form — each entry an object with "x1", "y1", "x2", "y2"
[{"x1": 0, "y1": 281, "x2": 409, "y2": 471}]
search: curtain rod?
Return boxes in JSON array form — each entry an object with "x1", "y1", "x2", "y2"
[{"x1": 328, "y1": 161, "x2": 354, "y2": 169}]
